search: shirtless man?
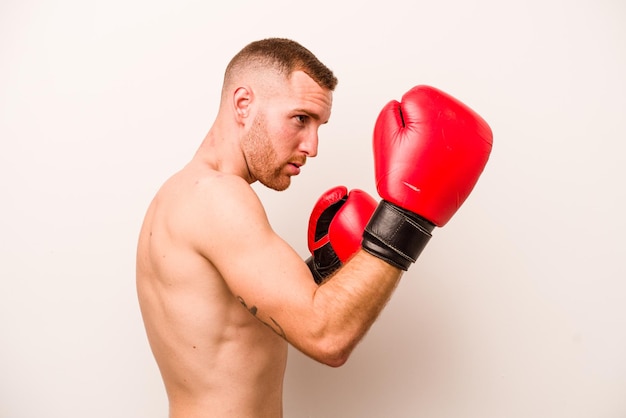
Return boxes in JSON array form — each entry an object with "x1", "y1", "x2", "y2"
[{"x1": 136, "y1": 38, "x2": 492, "y2": 417}]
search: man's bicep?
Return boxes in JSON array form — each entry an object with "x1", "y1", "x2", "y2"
[
  {"x1": 197, "y1": 181, "x2": 317, "y2": 338},
  {"x1": 226, "y1": 233, "x2": 317, "y2": 339}
]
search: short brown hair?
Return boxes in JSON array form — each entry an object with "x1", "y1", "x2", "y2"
[{"x1": 224, "y1": 38, "x2": 338, "y2": 91}]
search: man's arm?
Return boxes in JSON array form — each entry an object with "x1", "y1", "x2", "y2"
[
  {"x1": 307, "y1": 250, "x2": 401, "y2": 366},
  {"x1": 191, "y1": 174, "x2": 401, "y2": 367},
  {"x1": 193, "y1": 84, "x2": 493, "y2": 366}
]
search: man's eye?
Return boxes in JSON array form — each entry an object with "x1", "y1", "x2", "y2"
[{"x1": 295, "y1": 115, "x2": 307, "y2": 124}]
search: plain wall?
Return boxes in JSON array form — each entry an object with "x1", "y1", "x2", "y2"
[{"x1": 1, "y1": 0, "x2": 625, "y2": 417}]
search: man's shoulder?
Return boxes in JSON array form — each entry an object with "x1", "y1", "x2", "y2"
[
  {"x1": 166, "y1": 167, "x2": 265, "y2": 226},
  {"x1": 159, "y1": 166, "x2": 250, "y2": 201},
  {"x1": 172, "y1": 170, "x2": 272, "y2": 262},
  {"x1": 190, "y1": 170, "x2": 258, "y2": 207}
]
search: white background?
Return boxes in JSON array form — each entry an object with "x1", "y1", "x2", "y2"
[{"x1": 1, "y1": 0, "x2": 625, "y2": 417}]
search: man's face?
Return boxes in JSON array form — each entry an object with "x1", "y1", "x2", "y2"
[{"x1": 242, "y1": 71, "x2": 333, "y2": 191}]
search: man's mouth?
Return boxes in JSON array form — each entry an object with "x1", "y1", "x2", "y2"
[{"x1": 288, "y1": 161, "x2": 304, "y2": 175}]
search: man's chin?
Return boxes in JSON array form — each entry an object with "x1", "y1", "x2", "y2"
[{"x1": 261, "y1": 177, "x2": 291, "y2": 192}]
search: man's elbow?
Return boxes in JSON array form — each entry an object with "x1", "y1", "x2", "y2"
[
  {"x1": 307, "y1": 336, "x2": 357, "y2": 368},
  {"x1": 322, "y1": 353, "x2": 350, "y2": 368}
]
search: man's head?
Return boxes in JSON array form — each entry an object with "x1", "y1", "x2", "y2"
[
  {"x1": 222, "y1": 38, "x2": 338, "y2": 97},
  {"x1": 221, "y1": 38, "x2": 337, "y2": 191}
]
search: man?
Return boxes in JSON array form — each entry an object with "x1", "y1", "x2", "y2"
[{"x1": 136, "y1": 38, "x2": 492, "y2": 417}]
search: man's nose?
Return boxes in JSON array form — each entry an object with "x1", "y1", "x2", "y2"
[{"x1": 301, "y1": 131, "x2": 319, "y2": 158}]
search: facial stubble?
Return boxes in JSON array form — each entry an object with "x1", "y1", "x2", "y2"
[{"x1": 242, "y1": 113, "x2": 292, "y2": 191}]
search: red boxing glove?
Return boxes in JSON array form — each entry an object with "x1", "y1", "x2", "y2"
[
  {"x1": 362, "y1": 85, "x2": 493, "y2": 270},
  {"x1": 306, "y1": 186, "x2": 377, "y2": 284}
]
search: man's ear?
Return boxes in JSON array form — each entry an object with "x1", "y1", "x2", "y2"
[{"x1": 233, "y1": 86, "x2": 252, "y2": 124}]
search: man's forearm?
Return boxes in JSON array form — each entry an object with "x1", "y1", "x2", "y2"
[{"x1": 304, "y1": 250, "x2": 402, "y2": 366}]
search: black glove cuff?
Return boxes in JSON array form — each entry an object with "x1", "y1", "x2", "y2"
[
  {"x1": 361, "y1": 200, "x2": 435, "y2": 270},
  {"x1": 306, "y1": 242, "x2": 342, "y2": 284}
]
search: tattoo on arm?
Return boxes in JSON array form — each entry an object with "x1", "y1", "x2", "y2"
[{"x1": 237, "y1": 296, "x2": 286, "y2": 339}]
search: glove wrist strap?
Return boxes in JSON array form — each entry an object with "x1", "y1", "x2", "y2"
[{"x1": 361, "y1": 200, "x2": 435, "y2": 270}]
